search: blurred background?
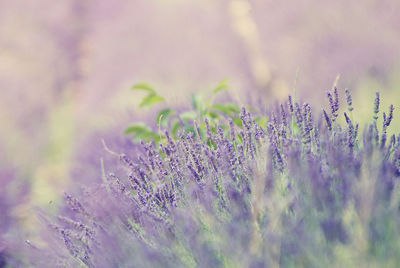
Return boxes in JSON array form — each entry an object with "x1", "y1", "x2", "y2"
[{"x1": 1, "y1": 0, "x2": 400, "y2": 247}]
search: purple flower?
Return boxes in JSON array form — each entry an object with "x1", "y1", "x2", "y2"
[
  {"x1": 327, "y1": 91, "x2": 338, "y2": 121},
  {"x1": 345, "y1": 88, "x2": 354, "y2": 111},
  {"x1": 374, "y1": 91, "x2": 380, "y2": 120},
  {"x1": 30, "y1": 89, "x2": 400, "y2": 267},
  {"x1": 288, "y1": 95, "x2": 294, "y2": 113},
  {"x1": 323, "y1": 109, "x2": 332, "y2": 131}
]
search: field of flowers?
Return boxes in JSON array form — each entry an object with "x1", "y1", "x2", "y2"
[
  {"x1": 1, "y1": 1, "x2": 400, "y2": 267},
  {"x1": 17, "y1": 88, "x2": 400, "y2": 267}
]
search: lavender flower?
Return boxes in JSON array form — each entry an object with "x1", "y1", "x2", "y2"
[
  {"x1": 384, "y1": 104, "x2": 395, "y2": 128},
  {"x1": 30, "y1": 89, "x2": 400, "y2": 267},
  {"x1": 373, "y1": 91, "x2": 380, "y2": 120},
  {"x1": 323, "y1": 109, "x2": 332, "y2": 131},
  {"x1": 345, "y1": 88, "x2": 354, "y2": 111},
  {"x1": 334, "y1": 87, "x2": 339, "y2": 113},
  {"x1": 288, "y1": 95, "x2": 294, "y2": 113},
  {"x1": 327, "y1": 91, "x2": 338, "y2": 121}
]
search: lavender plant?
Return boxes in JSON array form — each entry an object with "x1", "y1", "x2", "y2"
[{"x1": 30, "y1": 88, "x2": 400, "y2": 267}]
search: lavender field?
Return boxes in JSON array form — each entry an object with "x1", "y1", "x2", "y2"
[{"x1": 1, "y1": 1, "x2": 400, "y2": 267}]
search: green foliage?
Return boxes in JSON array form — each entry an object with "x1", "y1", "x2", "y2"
[
  {"x1": 211, "y1": 103, "x2": 240, "y2": 116},
  {"x1": 139, "y1": 94, "x2": 164, "y2": 108},
  {"x1": 190, "y1": 93, "x2": 202, "y2": 112},
  {"x1": 156, "y1": 108, "x2": 174, "y2": 127},
  {"x1": 255, "y1": 116, "x2": 268, "y2": 128},
  {"x1": 179, "y1": 111, "x2": 197, "y2": 121},
  {"x1": 232, "y1": 117, "x2": 243, "y2": 127},
  {"x1": 124, "y1": 122, "x2": 161, "y2": 142},
  {"x1": 126, "y1": 79, "x2": 249, "y2": 143},
  {"x1": 131, "y1": 82, "x2": 156, "y2": 93},
  {"x1": 212, "y1": 78, "x2": 230, "y2": 94},
  {"x1": 170, "y1": 118, "x2": 181, "y2": 138},
  {"x1": 131, "y1": 82, "x2": 164, "y2": 108}
]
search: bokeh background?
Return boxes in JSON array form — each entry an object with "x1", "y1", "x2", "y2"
[{"x1": 1, "y1": 0, "x2": 400, "y2": 249}]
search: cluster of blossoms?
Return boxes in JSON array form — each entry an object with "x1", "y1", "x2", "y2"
[{"x1": 28, "y1": 89, "x2": 400, "y2": 267}]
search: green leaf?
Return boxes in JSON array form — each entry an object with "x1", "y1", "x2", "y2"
[
  {"x1": 205, "y1": 111, "x2": 219, "y2": 119},
  {"x1": 180, "y1": 111, "x2": 197, "y2": 121},
  {"x1": 137, "y1": 131, "x2": 161, "y2": 142},
  {"x1": 184, "y1": 125, "x2": 195, "y2": 136},
  {"x1": 213, "y1": 78, "x2": 230, "y2": 94},
  {"x1": 207, "y1": 138, "x2": 217, "y2": 149},
  {"x1": 237, "y1": 133, "x2": 243, "y2": 143},
  {"x1": 139, "y1": 93, "x2": 164, "y2": 107},
  {"x1": 171, "y1": 119, "x2": 181, "y2": 138},
  {"x1": 225, "y1": 103, "x2": 240, "y2": 114},
  {"x1": 212, "y1": 103, "x2": 240, "y2": 116},
  {"x1": 124, "y1": 123, "x2": 160, "y2": 142},
  {"x1": 131, "y1": 82, "x2": 156, "y2": 93},
  {"x1": 211, "y1": 103, "x2": 228, "y2": 114},
  {"x1": 124, "y1": 122, "x2": 152, "y2": 134},
  {"x1": 232, "y1": 117, "x2": 243, "y2": 127},
  {"x1": 255, "y1": 116, "x2": 268, "y2": 128},
  {"x1": 156, "y1": 108, "x2": 174, "y2": 127},
  {"x1": 191, "y1": 93, "x2": 198, "y2": 110},
  {"x1": 197, "y1": 122, "x2": 206, "y2": 138},
  {"x1": 292, "y1": 120, "x2": 300, "y2": 136},
  {"x1": 191, "y1": 93, "x2": 206, "y2": 114},
  {"x1": 131, "y1": 82, "x2": 165, "y2": 108}
]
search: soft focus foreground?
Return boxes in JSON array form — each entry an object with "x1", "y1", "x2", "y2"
[{"x1": 1, "y1": 0, "x2": 400, "y2": 267}]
